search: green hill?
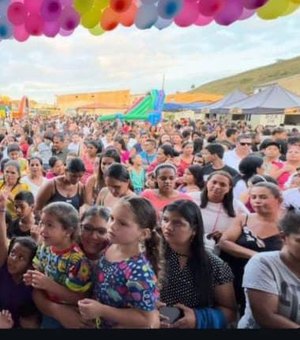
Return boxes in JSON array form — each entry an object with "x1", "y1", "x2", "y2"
[{"x1": 190, "y1": 55, "x2": 300, "y2": 95}]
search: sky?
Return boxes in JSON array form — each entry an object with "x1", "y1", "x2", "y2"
[{"x1": 1, "y1": 9, "x2": 300, "y2": 104}]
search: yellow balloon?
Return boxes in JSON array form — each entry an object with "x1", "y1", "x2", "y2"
[
  {"x1": 290, "y1": 0, "x2": 300, "y2": 3},
  {"x1": 74, "y1": 0, "x2": 95, "y2": 14},
  {"x1": 93, "y1": 0, "x2": 110, "y2": 11},
  {"x1": 89, "y1": 24, "x2": 105, "y2": 36},
  {"x1": 81, "y1": 9, "x2": 101, "y2": 28},
  {"x1": 281, "y1": 1, "x2": 300, "y2": 16},
  {"x1": 257, "y1": 0, "x2": 290, "y2": 19}
]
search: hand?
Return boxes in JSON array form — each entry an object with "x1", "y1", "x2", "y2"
[
  {"x1": 171, "y1": 304, "x2": 196, "y2": 329},
  {"x1": 23, "y1": 270, "x2": 50, "y2": 290},
  {"x1": 78, "y1": 298, "x2": 102, "y2": 320},
  {"x1": 206, "y1": 231, "x2": 223, "y2": 243},
  {"x1": 0, "y1": 310, "x2": 14, "y2": 329}
]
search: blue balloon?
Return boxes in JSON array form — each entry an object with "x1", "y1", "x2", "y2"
[
  {"x1": 154, "y1": 16, "x2": 173, "y2": 30},
  {"x1": 0, "y1": 17, "x2": 12, "y2": 39},
  {"x1": 135, "y1": 4, "x2": 158, "y2": 30},
  {"x1": 157, "y1": 0, "x2": 183, "y2": 20}
]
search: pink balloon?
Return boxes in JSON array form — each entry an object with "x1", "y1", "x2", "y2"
[
  {"x1": 242, "y1": 0, "x2": 269, "y2": 9},
  {"x1": 24, "y1": 13, "x2": 44, "y2": 35},
  {"x1": 60, "y1": 6, "x2": 80, "y2": 31},
  {"x1": 43, "y1": 20, "x2": 61, "y2": 37},
  {"x1": 13, "y1": 23, "x2": 30, "y2": 42},
  {"x1": 198, "y1": 0, "x2": 225, "y2": 17},
  {"x1": 194, "y1": 13, "x2": 213, "y2": 25},
  {"x1": 239, "y1": 7, "x2": 255, "y2": 20},
  {"x1": 41, "y1": 0, "x2": 62, "y2": 22},
  {"x1": 7, "y1": 2, "x2": 27, "y2": 25},
  {"x1": 59, "y1": 27, "x2": 74, "y2": 36},
  {"x1": 214, "y1": 0, "x2": 243, "y2": 25},
  {"x1": 174, "y1": 0, "x2": 198, "y2": 26},
  {"x1": 23, "y1": 0, "x2": 43, "y2": 14}
]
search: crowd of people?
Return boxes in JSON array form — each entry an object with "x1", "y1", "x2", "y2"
[{"x1": 0, "y1": 115, "x2": 299, "y2": 329}]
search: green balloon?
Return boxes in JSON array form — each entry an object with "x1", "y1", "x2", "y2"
[
  {"x1": 89, "y1": 25, "x2": 105, "y2": 36},
  {"x1": 74, "y1": 0, "x2": 94, "y2": 14}
]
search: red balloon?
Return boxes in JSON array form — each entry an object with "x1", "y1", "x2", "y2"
[
  {"x1": 198, "y1": 0, "x2": 225, "y2": 17},
  {"x1": 101, "y1": 8, "x2": 120, "y2": 30},
  {"x1": 7, "y1": 2, "x2": 27, "y2": 26},
  {"x1": 119, "y1": 3, "x2": 137, "y2": 27},
  {"x1": 110, "y1": 0, "x2": 132, "y2": 13}
]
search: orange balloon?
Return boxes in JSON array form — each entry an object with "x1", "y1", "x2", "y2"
[
  {"x1": 119, "y1": 3, "x2": 137, "y2": 26},
  {"x1": 100, "y1": 7, "x2": 120, "y2": 31}
]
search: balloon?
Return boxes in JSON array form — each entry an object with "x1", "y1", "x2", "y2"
[
  {"x1": 119, "y1": 2, "x2": 137, "y2": 27},
  {"x1": 214, "y1": 0, "x2": 243, "y2": 26},
  {"x1": 13, "y1": 23, "x2": 29, "y2": 41},
  {"x1": 100, "y1": 7, "x2": 119, "y2": 30},
  {"x1": 73, "y1": 0, "x2": 94, "y2": 14},
  {"x1": 154, "y1": 16, "x2": 173, "y2": 29},
  {"x1": 89, "y1": 24, "x2": 105, "y2": 35},
  {"x1": 290, "y1": 0, "x2": 300, "y2": 3},
  {"x1": 23, "y1": 0, "x2": 43, "y2": 14},
  {"x1": 242, "y1": 0, "x2": 268, "y2": 9},
  {"x1": 135, "y1": 4, "x2": 158, "y2": 29},
  {"x1": 141, "y1": 0, "x2": 158, "y2": 4},
  {"x1": 81, "y1": 8, "x2": 101, "y2": 28},
  {"x1": 0, "y1": 18, "x2": 13, "y2": 39},
  {"x1": 0, "y1": 0, "x2": 10, "y2": 14},
  {"x1": 41, "y1": 0, "x2": 62, "y2": 22},
  {"x1": 198, "y1": 0, "x2": 225, "y2": 17},
  {"x1": 239, "y1": 7, "x2": 255, "y2": 20},
  {"x1": 59, "y1": 27, "x2": 74, "y2": 35},
  {"x1": 43, "y1": 19, "x2": 60, "y2": 36},
  {"x1": 194, "y1": 13, "x2": 213, "y2": 25},
  {"x1": 24, "y1": 13, "x2": 44, "y2": 35},
  {"x1": 110, "y1": 0, "x2": 132, "y2": 13},
  {"x1": 257, "y1": 0, "x2": 289, "y2": 19},
  {"x1": 60, "y1": 6, "x2": 80, "y2": 30},
  {"x1": 94, "y1": 0, "x2": 109, "y2": 11},
  {"x1": 174, "y1": 0, "x2": 198, "y2": 27},
  {"x1": 7, "y1": 2, "x2": 27, "y2": 25},
  {"x1": 157, "y1": 0, "x2": 183, "y2": 20},
  {"x1": 60, "y1": 0, "x2": 72, "y2": 6},
  {"x1": 280, "y1": 1, "x2": 300, "y2": 16}
]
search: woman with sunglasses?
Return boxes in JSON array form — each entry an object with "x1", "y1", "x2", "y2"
[{"x1": 32, "y1": 206, "x2": 110, "y2": 328}]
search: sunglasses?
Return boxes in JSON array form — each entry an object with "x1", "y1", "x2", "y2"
[{"x1": 240, "y1": 142, "x2": 252, "y2": 146}]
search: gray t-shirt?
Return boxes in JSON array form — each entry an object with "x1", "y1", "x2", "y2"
[{"x1": 238, "y1": 251, "x2": 300, "y2": 328}]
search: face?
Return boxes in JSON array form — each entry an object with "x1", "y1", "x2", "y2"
[
  {"x1": 133, "y1": 155, "x2": 143, "y2": 166},
  {"x1": 160, "y1": 134, "x2": 171, "y2": 144},
  {"x1": 14, "y1": 200, "x2": 33, "y2": 219},
  {"x1": 182, "y1": 143, "x2": 193, "y2": 156},
  {"x1": 172, "y1": 134, "x2": 182, "y2": 145},
  {"x1": 283, "y1": 233, "x2": 300, "y2": 262},
  {"x1": 183, "y1": 169, "x2": 195, "y2": 185},
  {"x1": 7, "y1": 243, "x2": 32, "y2": 276},
  {"x1": 52, "y1": 160, "x2": 65, "y2": 175},
  {"x1": 9, "y1": 151, "x2": 20, "y2": 160},
  {"x1": 161, "y1": 210, "x2": 195, "y2": 247},
  {"x1": 39, "y1": 212, "x2": 71, "y2": 249},
  {"x1": 107, "y1": 203, "x2": 146, "y2": 246},
  {"x1": 52, "y1": 137, "x2": 64, "y2": 151},
  {"x1": 206, "y1": 174, "x2": 231, "y2": 201},
  {"x1": 156, "y1": 167, "x2": 176, "y2": 194},
  {"x1": 144, "y1": 141, "x2": 155, "y2": 153},
  {"x1": 29, "y1": 159, "x2": 43, "y2": 174},
  {"x1": 237, "y1": 138, "x2": 252, "y2": 152},
  {"x1": 193, "y1": 155, "x2": 204, "y2": 166},
  {"x1": 105, "y1": 177, "x2": 129, "y2": 197},
  {"x1": 286, "y1": 145, "x2": 300, "y2": 163},
  {"x1": 201, "y1": 149, "x2": 214, "y2": 164},
  {"x1": 101, "y1": 156, "x2": 116, "y2": 174},
  {"x1": 264, "y1": 145, "x2": 280, "y2": 159},
  {"x1": 249, "y1": 186, "x2": 281, "y2": 214},
  {"x1": 86, "y1": 144, "x2": 98, "y2": 157},
  {"x1": 66, "y1": 170, "x2": 84, "y2": 185},
  {"x1": 4, "y1": 165, "x2": 19, "y2": 184},
  {"x1": 156, "y1": 148, "x2": 168, "y2": 163},
  {"x1": 289, "y1": 174, "x2": 300, "y2": 188},
  {"x1": 80, "y1": 215, "x2": 108, "y2": 258}
]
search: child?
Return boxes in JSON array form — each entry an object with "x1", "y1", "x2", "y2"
[
  {"x1": 23, "y1": 201, "x2": 93, "y2": 328},
  {"x1": 128, "y1": 154, "x2": 146, "y2": 195},
  {"x1": 45, "y1": 156, "x2": 65, "y2": 179},
  {"x1": 0, "y1": 193, "x2": 38, "y2": 328},
  {"x1": 7, "y1": 143, "x2": 28, "y2": 177},
  {"x1": 78, "y1": 196, "x2": 163, "y2": 329},
  {"x1": 7, "y1": 191, "x2": 37, "y2": 240}
]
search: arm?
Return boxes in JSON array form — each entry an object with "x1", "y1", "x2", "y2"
[
  {"x1": 218, "y1": 215, "x2": 257, "y2": 259},
  {"x1": 0, "y1": 194, "x2": 8, "y2": 267},
  {"x1": 213, "y1": 282, "x2": 237, "y2": 326},
  {"x1": 247, "y1": 289, "x2": 300, "y2": 328},
  {"x1": 34, "y1": 180, "x2": 54, "y2": 213},
  {"x1": 85, "y1": 175, "x2": 96, "y2": 205},
  {"x1": 78, "y1": 298, "x2": 159, "y2": 328},
  {"x1": 95, "y1": 187, "x2": 108, "y2": 206}
]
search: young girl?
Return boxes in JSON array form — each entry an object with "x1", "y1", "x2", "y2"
[
  {"x1": 177, "y1": 165, "x2": 204, "y2": 194},
  {"x1": 0, "y1": 193, "x2": 38, "y2": 328},
  {"x1": 78, "y1": 196, "x2": 164, "y2": 328},
  {"x1": 129, "y1": 154, "x2": 146, "y2": 195},
  {"x1": 23, "y1": 201, "x2": 93, "y2": 328}
]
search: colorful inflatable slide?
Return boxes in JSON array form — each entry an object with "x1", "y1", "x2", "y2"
[{"x1": 98, "y1": 89, "x2": 165, "y2": 125}]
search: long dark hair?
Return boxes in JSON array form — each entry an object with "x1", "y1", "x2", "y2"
[
  {"x1": 200, "y1": 171, "x2": 235, "y2": 218},
  {"x1": 120, "y1": 196, "x2": 165, "y2": 287},
  {"x1": 162, "y1": 200, "x2": 213, "y2": 306}
]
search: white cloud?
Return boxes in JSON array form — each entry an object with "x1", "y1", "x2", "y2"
[{"x1": 0, "y1": 10, "x2": 300, "y2": 103}]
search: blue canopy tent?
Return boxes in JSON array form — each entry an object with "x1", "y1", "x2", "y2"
[{"x1": 163, "y1": 102, "x2": 208, "y2": 112}]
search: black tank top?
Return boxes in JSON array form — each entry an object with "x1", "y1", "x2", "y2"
[{"x1": 47, "y1": 179, "x2": 83, "y2": 211}]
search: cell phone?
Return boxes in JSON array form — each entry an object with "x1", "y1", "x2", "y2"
[{"x1": 159, "y1": 306, "x2": 184, "y2": 324}]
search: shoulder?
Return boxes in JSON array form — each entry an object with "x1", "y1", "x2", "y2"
[{"x1": 207, "y1": 251, "x2": 234, "y2": 284}]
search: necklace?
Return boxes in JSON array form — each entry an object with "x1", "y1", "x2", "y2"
[{"x1": 174, "y1": 251, "x2": 189, "y2": 258}]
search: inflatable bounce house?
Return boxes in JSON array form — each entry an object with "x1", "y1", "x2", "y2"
[{"x1": 98, "y1": 89, "x2": 165, "y2": 126}]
